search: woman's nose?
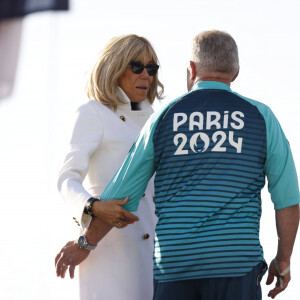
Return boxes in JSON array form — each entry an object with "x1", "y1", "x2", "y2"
[{"x1": 140, "y1": 68, "x2": 151, "y2": 78}]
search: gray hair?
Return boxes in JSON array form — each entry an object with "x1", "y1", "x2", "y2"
[{"x1": 191, "y1": 30, "x2": 239, "y2": 75}]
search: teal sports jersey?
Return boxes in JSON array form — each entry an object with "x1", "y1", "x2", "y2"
[{"x1": 101, "y1": 81, "x2": 300, "y2": 282}]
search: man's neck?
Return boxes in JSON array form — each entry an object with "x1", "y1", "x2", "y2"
[
  {"x1": 195, "y1": 78, "x2": 231, "y2": 86},
  {"x1": 195, "y1": 71, "x2": 237, "y2": 87},
  {"x1": 195, "y1": 77, "x2": 231, "y2": 87}
]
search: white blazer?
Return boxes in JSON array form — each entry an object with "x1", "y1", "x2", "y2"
[{"x1": 58, "y1": 89, "x2": 157, "y2": 300}]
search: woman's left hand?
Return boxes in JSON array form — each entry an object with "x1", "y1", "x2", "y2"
[
  {"x1": 55, "y1": 241, "x2": 90, "y2": 279},
  {"x1": 92, "y1": 196, "x2": 139, "y2": 227}
]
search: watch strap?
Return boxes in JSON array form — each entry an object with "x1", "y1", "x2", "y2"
[
  {"x1": 78, "y1": 235, "x2": 97, "y2": 250},
  {"x1": 84, "y1": 197, "x2": 99, "y2": 217},
  {"x1": 82, "y1": 243, "x2": 97, "y2": 251}
]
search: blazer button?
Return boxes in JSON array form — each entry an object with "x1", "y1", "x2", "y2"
[
  {"x1": 143, "y1": 193, "x2": 145, "y2": 197},
  {"x1": 143, "y1": 234, "x2": 150, "y2": 240},
  {"x1": 120, "y1": 115, "x2": 126, "y2": 122}
]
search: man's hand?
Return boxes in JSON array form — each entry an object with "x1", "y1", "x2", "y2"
[
  {"x1": 93, "y1": 196, "x2": 139, "y2": 228},
  {"x1": 266, "y1": 259, "x2": 291, "y2": 299},
  {"x1": 266, "y1": 204, "x2": 299, "y2": 298},
  {"x1": 55, "y1": 241, "x2": 90, "y2": 279}
]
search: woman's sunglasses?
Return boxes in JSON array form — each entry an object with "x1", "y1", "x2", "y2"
[{"x1": 130, "y1": 61, "x2": 159, "y2": 76}]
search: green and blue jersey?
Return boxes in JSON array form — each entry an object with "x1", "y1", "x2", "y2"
[{"x1": 101, "y1": 81, "x2": 300, "y2": 282}]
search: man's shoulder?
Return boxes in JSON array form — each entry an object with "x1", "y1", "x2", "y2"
[{"x1": 232, "y1": 91, "x2": 272, "y2": 118}]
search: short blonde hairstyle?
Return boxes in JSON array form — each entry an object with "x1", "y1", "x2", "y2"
[
  {"x1": 86, "y1": 34, "x2": 164, "y2": 107},
  {"x1": 191, "y1": 30, "x2": 239, "y2": 75}
]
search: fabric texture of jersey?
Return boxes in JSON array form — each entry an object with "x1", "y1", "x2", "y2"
[{"x1": 101, "y1": 81, "x2": 300, "y2": 283}]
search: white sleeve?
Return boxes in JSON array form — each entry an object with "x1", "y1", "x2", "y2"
[{"x1": 57, "y1": 103, "x2": 104, "y2": 229}]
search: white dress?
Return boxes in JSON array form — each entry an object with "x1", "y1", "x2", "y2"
[{"x1": 58, "y1": 89, "x2": 157, "y2": 300}]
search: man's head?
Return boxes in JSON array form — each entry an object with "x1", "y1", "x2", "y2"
[{"x1": 187, "y1": 30, "x2": 239, "y2": 90}]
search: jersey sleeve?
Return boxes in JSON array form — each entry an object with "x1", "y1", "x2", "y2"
[
  {"x1": 100, "y1": 96, "x2": 187, "y2": 211},
  {"x1": 262, "y1": 106, "x2": 300, "y2": 210},
  {"x1": 100, "y1": 115, "x2": 157, "y2": 211}
]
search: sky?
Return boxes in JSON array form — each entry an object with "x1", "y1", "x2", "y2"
[{"x1": 0, "y1": 0, "x2": 299, "y2": 299}]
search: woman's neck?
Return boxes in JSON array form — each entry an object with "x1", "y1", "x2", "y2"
[{"x1": 130, "y1": 102, "x2": 140, "y2": 111}]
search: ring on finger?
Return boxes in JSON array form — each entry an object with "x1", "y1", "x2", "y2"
[
  {"x1": 116, "y1": 222, "x2": 122, "y2": 228},
  {"x1": 62, "y1": 263, "x2": 68, "y2": 267}
]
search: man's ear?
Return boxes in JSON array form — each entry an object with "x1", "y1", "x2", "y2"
[
  {"x1": 232, "y1": 69, "x2": 239, "y2": 82},
  {"x1": 187, "y1": 61, "x2": 197, "y2": 91},
  {"x1": 189, "y1": 61, "x2": 197, "y2": 80}
]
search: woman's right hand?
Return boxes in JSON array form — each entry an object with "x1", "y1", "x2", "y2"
[
  {"x1": 55, "y1": 241, "x2": 90, "y2": 279},
  {"x1": 92, "y1": 197, "x2": 139, "y2": 228}
]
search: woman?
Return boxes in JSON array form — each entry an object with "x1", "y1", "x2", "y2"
[{"x1": 55, "y1": 34, "x2": 164, "y2": 300}]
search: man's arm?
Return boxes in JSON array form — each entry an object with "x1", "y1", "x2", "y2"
[
  {"x1": 266, "y1": 204, "x2": 300, "y2": 299},
  {"x1": 258, "y1": 106, "x2": 300, "y2": 297}
]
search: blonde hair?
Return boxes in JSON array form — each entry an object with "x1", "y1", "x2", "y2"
[
  {"x1": 191, "y1": 30, "x2": 239, "y2": 75},
  {"x1": 86, "y1": 34, "x2": 164, "y2": 107}
]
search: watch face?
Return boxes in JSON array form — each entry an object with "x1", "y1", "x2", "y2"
[{"x1": 78, "y1": 235, "x2": 86, "y2": 247}]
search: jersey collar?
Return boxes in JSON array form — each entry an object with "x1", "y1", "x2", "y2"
[{"x1": 191, "y1": 81, "x2": 232, "y2": 92}]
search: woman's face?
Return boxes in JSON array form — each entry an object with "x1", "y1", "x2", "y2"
[{"x1": 118, "y1": 52, "x2": 154, "y2": 103}]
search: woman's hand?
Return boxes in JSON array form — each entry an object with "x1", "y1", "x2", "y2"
[
  {"x1": 55, "y1": 241, "x2": 90, "y2": 279},
  {"x1": 92, "y1": 196, "x2": 139, "y2": 228},
  {"x1": 55, "y1": 197, "x2": 138, "y2": 279}
]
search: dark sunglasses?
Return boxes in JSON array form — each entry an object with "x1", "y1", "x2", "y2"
[{"x1": 130, "y1": 61, "x2": 159, "y2": 76}]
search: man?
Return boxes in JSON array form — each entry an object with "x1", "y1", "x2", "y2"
[{"x1": 57, "y1": 30, "x2": 299, "y2": 299}]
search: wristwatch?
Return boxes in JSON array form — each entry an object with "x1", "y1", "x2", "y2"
[
  {"x1": 78, "y1": 235, "x2": 97, "y2": 250},
  {"x1": 84, "y1": 197, "x2": 99, "y2": 217}
]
